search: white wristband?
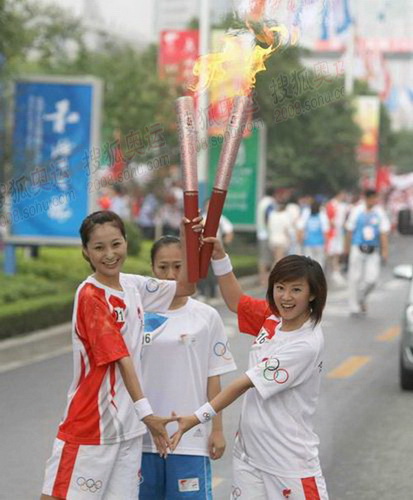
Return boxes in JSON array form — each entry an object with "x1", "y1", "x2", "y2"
[
  {"x1": 211, "y1": 254, "x2": 233, "y2": 276},
  {"x1": 194, "y1": 402, "x2": 217, "y2": 424},
  {"x1": 133, "y1": 398, "x2": 153, "y2": 420}
]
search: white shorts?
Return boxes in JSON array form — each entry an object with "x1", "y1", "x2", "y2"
[
  {"x1": 231, "y1": 456, "x2": 329, "y2": 500},
  {"x1": 42, "y1": 436, "x2": 143, "y2": 499},
  {"x1": 326, "y1": 233, "x2": 344, "y2": 256}
]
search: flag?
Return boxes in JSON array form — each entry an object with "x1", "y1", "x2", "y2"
[{"x1": 321, "y1": 0, "x2": 352, "y2": 40}]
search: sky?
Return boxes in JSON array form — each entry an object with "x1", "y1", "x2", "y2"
[{"x1": 43, "y1": 0, "x2": 156, "y2": 43}]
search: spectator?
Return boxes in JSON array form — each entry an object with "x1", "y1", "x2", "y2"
[
  {"x1": 267, "y1": 202, "x2": 291, "y2": 264},
  {"x1": 111, "y1": 183, "x2": 131, "y2": 221},
  {"x1": 137, "y1": 192, "x2": 160, "y2": 240},
  {"x1": 345, "y1": 189, "x2": 390, "y2": 316},
  {"x1": 325, "y1": 191, "x2": 348, "y2": 286},
  {"x1": 297, "y1": 200, "x2": 329, "y2": 269},
  {"x1": 256, "y1": 187, "x2": 276, "y2": 285}
]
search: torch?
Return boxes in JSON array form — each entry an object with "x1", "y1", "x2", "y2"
[
  {"x1": 175, "y1": 96, "x2": 199, "y2": 283},
  {"x1": 199, "y1": 95, "x2": 250, "y2": 278}
]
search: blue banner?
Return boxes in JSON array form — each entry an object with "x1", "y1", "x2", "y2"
[{"x1": 10, "y1": 79, "x2": 100, "y2": 240}]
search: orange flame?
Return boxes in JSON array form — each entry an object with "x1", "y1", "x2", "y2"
[{"x1": 189, "y1": 26, "x2": 290, "y2": 101}]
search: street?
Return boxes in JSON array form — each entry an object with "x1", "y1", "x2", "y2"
[{"x1": 1, "y1": 235, "x2": 413, "y2": 500}]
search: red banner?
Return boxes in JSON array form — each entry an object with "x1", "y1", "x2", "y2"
[{"x1": 159, "y1": 30, "x2": 199, "y2": 88}]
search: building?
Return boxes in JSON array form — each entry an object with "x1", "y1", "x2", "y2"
[{"x1": 154, "y1": 0, "x2": 233, "y2": 34}]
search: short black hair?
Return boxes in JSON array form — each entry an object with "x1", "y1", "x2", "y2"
[
  {"x1": 150, "y1": 235, "x2": 181, "y2": 266},
  {"x1": 364, "y1": 189, "x2": 377, "y2": 198},
  {"x1": 266, "y1": 255, "x2": 327, "y2": 325}
]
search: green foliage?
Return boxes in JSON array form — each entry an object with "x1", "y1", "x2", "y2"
[
  {"x1": 124, "y1": 221, "x2": 142, "y2": 257},
  {"x1": 255, "y1": 47, "x2": 361, "y2": 194},
  {"x1": 0, "y1": 292, "x2": 73, "y2": 340},
  {"x1": 0, "y1": 274, "x2": 58, "y2": 304},
  {"x1": 390, "y1": 130, "x2": 413, "y2": 173}
]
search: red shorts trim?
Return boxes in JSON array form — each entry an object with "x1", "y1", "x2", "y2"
[
  {"x1": 301, "y1": 476, "x2": 321, "y2": 500},
  {"x1": 52, "y1": 442, "x2": 80, "y2": 498}
]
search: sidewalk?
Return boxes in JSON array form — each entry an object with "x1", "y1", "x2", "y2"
[{"x1": 0, "y1": 275, "x2": 260, "y2": 374}]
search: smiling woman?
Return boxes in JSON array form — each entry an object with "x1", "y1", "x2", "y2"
[
  {"x1": 39, "y1": 210, "x2": 196, "y2": 500},
  {"x1": 169, "y1": 239, "x2": 330, "y2": 500}
]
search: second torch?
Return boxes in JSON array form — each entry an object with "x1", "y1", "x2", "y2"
[
  {"x1": 176, "y1": 96, "x2": 200, "y2": 283},
  {"x1": 199, "y1": 95, "x2": 250, "y2": 278}
]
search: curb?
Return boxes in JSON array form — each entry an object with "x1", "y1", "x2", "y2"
[{"x1": 0, "y1": 275, "x2": 260, "y2": 374}]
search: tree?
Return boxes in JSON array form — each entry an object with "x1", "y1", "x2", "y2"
[
  {"x1": 390, "y1": 130, "x2": 413, "y2": 173},
  {"x1": 255, "y1": 47, "x2": 360, "y2": 194}
]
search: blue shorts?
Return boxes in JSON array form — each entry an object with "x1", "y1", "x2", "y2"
[{"x1": 139, "y1": 452, "x2": 212, "y2": 499}]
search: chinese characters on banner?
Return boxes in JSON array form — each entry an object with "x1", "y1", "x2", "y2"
[
  {"x1": 10, "y1": 78, "x2": 102, "y2": 242},
  {"x1": 159, "y1": 30, "x2": 199, "y2": 87}
]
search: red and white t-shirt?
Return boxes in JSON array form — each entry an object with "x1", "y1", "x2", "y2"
[
  {"x1": 236, "y1": 295, "x2": 324, "y2": 478},
  {"x1": 57, "y1": 273, "x2": 176, "y2": 445}
]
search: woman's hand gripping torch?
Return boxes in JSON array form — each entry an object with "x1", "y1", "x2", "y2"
[
  {"x1": 199, "y1": 95, "x2": 250, "y2": 278},
  {"x1": 176, "y1": 96, "x2": 200, "y2": 283}
]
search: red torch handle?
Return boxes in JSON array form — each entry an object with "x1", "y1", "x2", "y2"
[
  {"x1": 184, "y1": 191, "x2": 200, "y2": 283},
  {"x1": 199, "y1": 189, "x2": 227, "y2": 279}
]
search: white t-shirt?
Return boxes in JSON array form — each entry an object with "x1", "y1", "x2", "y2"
[
  {"x1": 141, "y1": 298, "x2": 237, "y2": 456},
  {"x1": 57, "y1": 273, "x2": 176, "y2": 445},
  {"x1": 256, "y1": 196, "x2": 275, "y2": 240},
  {"x1": 267, "y1": 210, "x2": 291, "y2": 247},
  {"x1": 234, "y1": 319, "x2": 324, "y2": 478}
]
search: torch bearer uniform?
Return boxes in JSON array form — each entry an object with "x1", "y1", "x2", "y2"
[
  {"x1": 139, "y1": 298, "x2": 237, "y2": 500},
  {"x1": 232, "y1": 295, "x2": 329, "y2": 500},
  {"x1": 41, "y1": 274, "x2": 176, "y2": 500}
]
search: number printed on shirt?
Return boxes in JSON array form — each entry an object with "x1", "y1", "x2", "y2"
[
  {"x1": 255, "y1": 329, "x2": 268, "y2": 345},
  {"x1": 143, "y1": 333, "x2": 152, "y2": 345},
  {"x1": 114, "y1": 307, "x2": 125, "y2": 323}
]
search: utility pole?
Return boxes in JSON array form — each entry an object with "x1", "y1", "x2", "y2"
[
  {"x1": 344, "y1": 0, "x2": 356, "y2": 95},
  {"x1": 197, "y1": 0, "x2": 210, "y2": 207}
]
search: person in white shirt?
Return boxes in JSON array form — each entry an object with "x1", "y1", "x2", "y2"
[
  {"x1": 171, "y1": 240, "x2": 329, "y2": 500},
  {"x1": 345, "y1": 189, "x2": 390, "y2": 315},
  {"x1": 139, "y1": 236, "x2": 237, "y2": 500},
  {"x1": 256, "y1": 188, "x2": 276, "y2": 285},
  {"x1": 267, "y1": 202, "x2": 291, "y2": 264},
  {"x1": 325, "y1": 191, "x2": 348, "y2": 286}
]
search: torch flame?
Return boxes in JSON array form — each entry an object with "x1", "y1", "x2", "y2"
[{"x1": 189, "y1": 26, "x2": 289, "y2": 100}]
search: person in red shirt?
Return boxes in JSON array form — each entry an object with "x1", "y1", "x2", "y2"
[
  {"x1": 40, "y1": 211, "x2": 196, "y2": 500},
  {"x1": 171, "y1": 237, "x2": 329, "y2": 500}
]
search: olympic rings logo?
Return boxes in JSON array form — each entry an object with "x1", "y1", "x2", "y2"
[
  {"x1": 232, "y1": 486, "x2": 242, "y2": 498},
  {"x1": 213, "y1": 341, "x2": 232, "y2": 361},
  {"x1": 145, "y1": 278, "x2": 160, "y2": 293},
  {"x1": 203, "y1": 412, "x2": 212, "y2": 421},
  {"x1": 262, "y1": 357, "x2": 289, "y2": 384},
  {"x1": 76, "y1": 476, "x2": 103, "y2": 493}
]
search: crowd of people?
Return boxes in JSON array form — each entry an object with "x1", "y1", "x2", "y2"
[{"x1": 257, "y1": 186, "x2": 394, "y2": 317}]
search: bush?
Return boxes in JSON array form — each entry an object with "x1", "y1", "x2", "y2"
[
  {"x1": 0, "y1": 293, "x2": 74, "y2": 340},
  {"x1": 0, "y1": 275, "x2": 59, "y2": 304},
  {"x1": 124, "y1": 221, "x2": 142, "y2": 257}
]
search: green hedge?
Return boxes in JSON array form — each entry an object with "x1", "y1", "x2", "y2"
[
  {"x1": 0, "y1": 293, "x2": 74, "y2": 340},
  {"x1": 0, "y1": 275, "x2": 60, "y2": 304},
  {"x1": 0, "y1": 246, "x2": 257, "y2": 339}
]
